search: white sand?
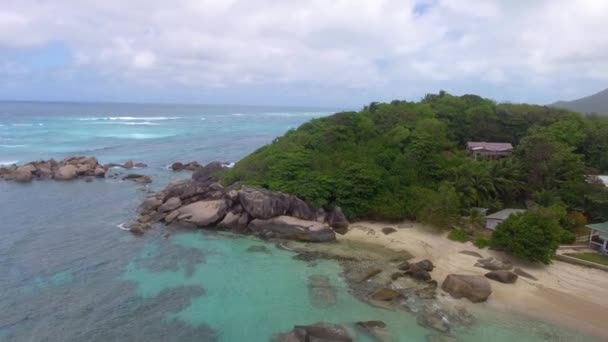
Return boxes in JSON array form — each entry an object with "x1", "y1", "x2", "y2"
[{"x1": 340, "y1": 221, "x2": 608, "y2": 339}]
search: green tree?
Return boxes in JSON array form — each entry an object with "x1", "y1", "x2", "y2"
[{"x1": 490, "y1": 209, "x2": 562, "y2": 264}]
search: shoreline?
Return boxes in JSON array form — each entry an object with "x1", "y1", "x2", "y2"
[{"x1": 338, "y1": 221, "x2": 608, "y2": 340}]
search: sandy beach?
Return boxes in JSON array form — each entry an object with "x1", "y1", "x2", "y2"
[{"x1": 340, "y1": 221, "x2": 608, "y2": 340}]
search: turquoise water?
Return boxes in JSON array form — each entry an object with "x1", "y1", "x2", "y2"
[{"x1": 0, "y1": 102, "x2": 599, "y2": 341}]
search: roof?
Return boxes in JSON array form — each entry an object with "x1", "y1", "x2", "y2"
[
  {"x1": 467, "y1": 141, "x2": 513, "y2": 152},
  {"x1": 588, "y1": 222, "x2": 608, "y2": 240},
  {"x1": 485, "y1": 209, "x2": 526, "y2": 220}
]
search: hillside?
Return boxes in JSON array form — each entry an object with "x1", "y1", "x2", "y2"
[
  {"x1": 552, "y1": 88, "x2": 608, "y2": 114},
  {"x1": 224, "y1": 92, "x2": 608, "y2": 228}
]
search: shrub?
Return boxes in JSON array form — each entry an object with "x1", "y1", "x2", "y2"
[
  {"x1": 474, "y1": 237, "x2": 491, "y2": 249},
  {"x1": 490, "y1": 209, "x2": 562, "y2": 264},
  {"x1": 448, "y1": 229, "x2": 468, "y2": 242}
]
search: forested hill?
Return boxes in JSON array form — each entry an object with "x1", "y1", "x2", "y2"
[
  {"x1": 552, "y1": 88, "x2": 608, "y2": 114},
  {"x1": 225, "y1": 92, "x2": 608, "y2": 227}
]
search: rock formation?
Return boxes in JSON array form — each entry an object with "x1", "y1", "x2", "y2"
[
  {"x1": 133, "y1": 162, "x2": 347, "y2": 242},
  {"x1": 0, "y1": 156, "x2": 108, "y2": 182}
]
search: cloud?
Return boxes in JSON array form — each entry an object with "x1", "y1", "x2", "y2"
[{"x1": 0, "y1": 0, "x2": 607, "y2": 105}]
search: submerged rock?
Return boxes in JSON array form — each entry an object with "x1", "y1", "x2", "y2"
[
  {"x1": 417, "y1": 306, "x2": 451, "y2": 333},
  {"x1": 308, "y1": 274, "x2": 337, "y2": 308},
  {"x1": 246, "y1": 245, "x2": 271, "y2": 254},
  {"x1": 273, "y1": 322, "x2": 352, "y2": 342},
  {"x1": 381, "y1": 227, "x2": 397, "y2": 235},
  {"x1": 123, "y1": 174, "x2": 152, "y2": 184},
  {"x1": 371, "y1": 288, "x2": 401, "y2": 301},
  {"x1": 441, "y1": 274, "x2": 492, "y2": 303},
  {"x1": 355, "y1": 321, "x2": 390, "y2": 342}
]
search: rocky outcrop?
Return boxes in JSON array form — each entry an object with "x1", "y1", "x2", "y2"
[
  {"x1": 171, "y1": 161, "x2": 202, "y2": 171},
  {"x1": 132, "y1": 163, "x2": 347, "y2": 241},
  {"x1": 122, "y1": 174, "x2": 152, "y2": 184},
  {"x1": 371, "y1": 288, "x2": 401, "y2": 301},
  {"x1": 272, "y1": 322, "x2": 352, "y2": 342},
  {"x1": 249, "y1": 216, "x2": 336, "y2": 242},
  {"x1": 513, "y1": 267, "x2": 538, "y2": 281},
  {"x1": 441, "y1": 274, "x2": 492, "y2": 303},
  {"x1": 0, "y1": 156, "x2": 111, "y2": 182},
  {"x1": 485, "y1": 270, "x2": 518, "y2": 284}
]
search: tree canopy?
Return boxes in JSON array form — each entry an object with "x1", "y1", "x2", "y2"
[{"x1": 224, "y1": 92, "x2": 608, "y2": 225}]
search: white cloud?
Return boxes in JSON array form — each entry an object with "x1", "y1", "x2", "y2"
[{"x1": 0, "y1": 0, "x2": 607, "y2": 104}]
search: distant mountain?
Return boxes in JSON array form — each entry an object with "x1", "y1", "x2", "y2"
[{"x1": 551, "y1": 88, "x2": 608, "y2": 114}]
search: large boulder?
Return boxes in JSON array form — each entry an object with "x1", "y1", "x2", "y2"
[
  {"x1": 161, "y1": 179, "x2": 224, "y2": 202},
  {"x1": 355, "y1": 321, "x2": 390, "y2": 342},
  {"x1": 238, "y1": 187, "x2": 291, "y2": 220},
  {"x1": 272, "y1": 322, "x2": 352, "y2": 342},
  {"x1": 159, "y1": 197, "x2": 182, "y2": 212},
  {"x1": 371, "y1": 288, "x2": 401, "y2": 301},
  {"x1": 441, "y1": 275, "x2": 492, "y2": 303},
  {"x1": 13, "y1": 167, "x2": 33, "y2": 182},
  {"x1": 140, "y1": 197, "x2": 163, "y2": 213},
  {"x1": 94, "y1": 166, "x2": 106, "y2": 178},
  {"x1": 54, "y1": 164, "x2": 78, "y2": 180},
  {"x1": 217, "y1": 211, "x2": 249, "y2": 232},
  {"x1": 288, "y1": 196, "x2": 317, "y2": 221},
  {"x1": 485, "y1": 270, "x2": 518, "y2": 284},
  {"x1": 192, "y1": 161, "x2": 226, "y2": 182},
  {"x1": 248, "y1": 216, "x2": 336, "y2": 242},
  {"x1": 176, "y1": 200, "x2": 228, "y2": 226},
  {"x1": 171, "y1": 162, "x2": 185, "y2": 171},
  {"x1": 325, "y1": 207, "x2": 349, "y2": 234}
]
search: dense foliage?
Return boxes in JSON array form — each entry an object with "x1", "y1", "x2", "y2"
[
  {"x1": 490, "y1": 209, "x2": 562, "y2": 264},
  {"x1": 225, "y1": 92, "x2": 608, "y2": 228}
]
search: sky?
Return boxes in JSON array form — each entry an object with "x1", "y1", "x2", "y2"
[{"x1": 1, "y1": 0, "x2": 608, "y2": 107}]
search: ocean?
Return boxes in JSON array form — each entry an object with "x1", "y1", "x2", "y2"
[{"x1": 0, "y1": 102, "x2": 596, "y2": 341}]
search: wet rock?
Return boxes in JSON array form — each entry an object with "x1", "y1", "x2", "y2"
[
  {"x1": 485, "y1": 270, "x2": 518, "y2": 284},
  {"x1": 397, "y1": 261, "x2": 411, "y2": 271},
  {"x1": 140, "y1": 197, "x2": 163, "y2": 213},
  {"x1": 246, "y1": 245, "x2": 271, "y2": 254},
  {"x1": 218, "y1": 211, "x2": 249, "y2": 231},
  {"x1": 308, "y1": 274, "x2": 337, "y2": 308},
  {"x1": 137, "y1": 215, "x2": 152, "y2": 223},
  {"x1": 325, "y1": 207, "x2": 349, "y2": 234},
  {"x1": 426, "y1": 334, "x2": 457, "y2": 342},
  {"x1": 171, "y1": 162, "x2": 185, "y2": 171},
  {"x1": 391, "y1": 272, "x2": 404, "y2": 280},
  {"x1": 381, "y1": 227, "x2": 397, "y2": 235},
  {"x1": 417, "y1": 306, "x2": 450, "y2": 333},
  {"x1": 459, "y1": 250, "x2": 483, "y2": 258},
  {"x1": 405, "y1": 260, "x2": 434, "y2": 281},
  {"x1": 248, "y1": 216, "x2": 336, "y2": 242},
  {"x1": 94, "y1": 166, "x2": 106, "y2": 177},
  {"x1": 13, "y1": 167, "x2": 34, "y2": 182},
  {"x1": 159, "y1": 197, "x2": 182, "y2": 212},
  {"x1": 124, "y1": 160, "x2": 134, "y2": 169},
  {"x1": 371, "y1": 288, "x2": 401, "y2": 301},
  {"x1": 123, "y1": 174, "x2": 152, "y2": 184},
  {"x1": 177, "y1": 200, "x2": 228, "y2": 226},
  {"x1": 273, "y1": 322, "x2": 352, "y2": 342},
  {"x1": 355, "y1": 321, "x2": 390, "y2": 342},
  {"x1": 475, "y1": 257, "x2": 513, "y2": 271},
  {"x1": 128, "y1": 223, "x2": 146, "y2": 235},
  {"x1": 54, "y1": 164, "x2": 78, "y2": 180},
  {"x1": 513, "y1": 267, "x2": 538, "y2": 281},
  {"x1": 164, "y1": 210, "x2": 180, "y2": 224},
  {"x1": 134, "y1": 162, "x2": 147, "y2": 168},
  {"x1": 415, "y1": 259, "x2": 435, "y2": 272},
  {"x1": 358, "y1": 268, "x2": 382, "y2": 283},
  {"x1": 441, "y1": 274, "x2": 492, "y2": 303}
]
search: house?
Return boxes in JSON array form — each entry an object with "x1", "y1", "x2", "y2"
[
  {"x1": 587, "y1": 222, "x2": 608, "y2": 255},
  {"x1": 587, "y1": 175, "x2": 608, "y2": 187},
  {"x1": 467, "y1": 141, "x2": 513, "y2": 159},
  {"x1": 484, "y1": 209, "x2": 526, "y2": 230}
]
